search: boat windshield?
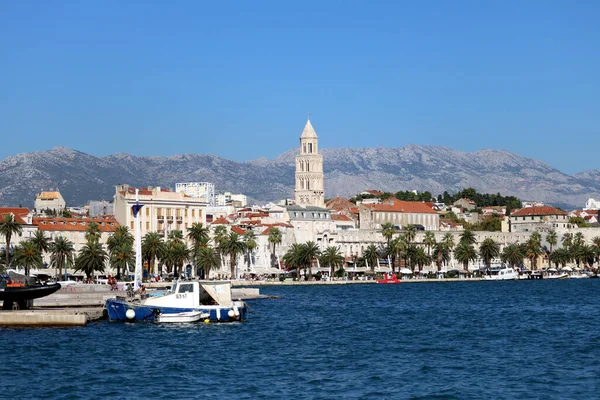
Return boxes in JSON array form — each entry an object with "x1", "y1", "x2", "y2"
[{"x1": 178, "y1": 283, "x2": 194, "y2": 293}]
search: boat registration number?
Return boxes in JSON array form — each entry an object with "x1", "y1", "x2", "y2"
[{"x1": 176, "y1": 293, "x2": 187, "y2": 299}]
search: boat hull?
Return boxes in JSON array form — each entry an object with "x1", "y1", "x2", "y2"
[{"x1": 105, "y1": 299, "x2": 247, "y2": 322}]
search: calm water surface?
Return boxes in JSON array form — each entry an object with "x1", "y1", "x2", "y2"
[{"x1": 2, "y1": 280, "x2": 600, "y2": 399}]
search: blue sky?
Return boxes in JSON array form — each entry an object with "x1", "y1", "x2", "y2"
[{"x1": 1, "y1": 1, "x2": 598, "y2": 173}]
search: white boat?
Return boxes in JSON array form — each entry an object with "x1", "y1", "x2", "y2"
[
  {"x1": 546, "y1": 273, "x2": 569, "y2": 279},
  {"x1": 483, "y1": 267, "x2": 518, "y2": 280},
  {"x1": 105, "y1": 280, "x2": 247, "y2": 323},
  {"x1": 155, "y1": 310, "x2": 209, "y2": 323}
]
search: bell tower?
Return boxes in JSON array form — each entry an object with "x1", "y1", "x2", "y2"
[{"x1": 295, "y1": 117, "x2": 324, "y2": 207}]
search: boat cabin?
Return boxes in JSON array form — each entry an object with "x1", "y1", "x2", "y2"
[{"x1": 144, "y1": 281, "x2": 234, "y2": 309}]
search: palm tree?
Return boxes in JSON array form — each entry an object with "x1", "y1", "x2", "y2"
[
  {"x1": 404, "y1": 224, "x2": 417, "y2": 245},
  {"x1": 187, "y1": 222, "x2": 210, "y2": 249},
  {"x1": 267, "y1": 227, "x2": 283, "y2": 268},
  {"x1": 13, "y1": 240, "x2": 43, "y2": 276},
  {"x1": 163, "y1": 240, "x2": 190, "y2": 277},
  {"x1": 442, "y1": 232, "x2": 456, "y2": 269},
  {"x1": 545, "y1": 230, "x2": 558, "y2": 269},
  {"x1": 459, "y1": 229, "x2": 476, "y2": 246},
  {"x1": 243, "y1": 231, "x2": 258, "y2": 272},
  {"x1": 30, "y1": 230, "x2": 51, "y2": 265},
  {"x1": 213, "y1": 225, "x2": 229, "y2": 271},
  {"x1": 574, "y1": 232, "x2": 585, "y2": 247},
  {"x1": 592, "y1": 237, "x2": 600, "y2": 268},
  {"x1": 50, "y1": 236, "x2": 75, "y2": 280},
  {"x1": 433, "y1": 242, "x2": 450, "y2": 272},
  {"x1": 300, "y1": 241, "x2": 321, "y2": 279},
  {"x1": 110, "y1": 242, "x2": 135, "y2": 280},
  {"x1": 222, "y1": 231, "x2": 245, "y2": 279},
  {"x1": 283, "y1": 243, "x2": 303, "y2": 279},
  {"x1": 142, "y1": 232, "x2": 166, "y2": 276},
  {"x1": 423, "y1": 232, "x2": 436, "y2": 256},
  {"x1": 501, "y1": 243, "x2": 524, "y2": 269},
  {"x1": 381, "y1": 222, "x2": 396, "y2": 249},
  {"x1": 412, "y1": 247, "x2": 431, "y2": 272},
  {"x1": 550, "y1": 247, "x2": 571, "y2": 269},
  {"x1": 389, "y1": 235, "x2": 407, "y2": 273},
  {"x1": 479, "y1": 238, "x2": 500, "y2": 269},
  {"x1": 194, "y1": 245, "x2": 220, "y2": 279},
  {"x1": 319, "y1": 246, "x2": 344, "y2": 278},
  {"x1": 107, "y1": 226, "x2": 134, "y2": 279},
  {"x1": 363, "y1": 244, "x2": 380, "y2": 272},
  {"x1": 85, "y1": 221, "x2": 101, "y2": 243},
  {"x1": 562, "y1": 233, "x2": 573, "y2": 250},
  {"x1": 0, "y1": 213, "x2": 23, "y2": 269},
  {"x1": 525, "y1": 235, "x2": 543, "y2": 270},
  {"x1": 167, "y1": 229, "x2": 184, "y2": 243},
  {"x1": 454, "y1": 242, "x2": 478, "y2": 272},
  {"x1": 75, "y1": 241, "x2": 108, "y2": 279}
]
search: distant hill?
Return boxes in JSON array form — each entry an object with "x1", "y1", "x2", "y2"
[{"x1": 0, "y1": 145, "x2": 598, "y2": 210}]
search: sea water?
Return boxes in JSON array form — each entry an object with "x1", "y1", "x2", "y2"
[{"x1": 2, "y1": 280, "x2": 600, "y2": 399}]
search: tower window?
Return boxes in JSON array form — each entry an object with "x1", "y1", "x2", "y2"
[{"x1": 308, "y1": 143, "x2": 312, "y2": 153}]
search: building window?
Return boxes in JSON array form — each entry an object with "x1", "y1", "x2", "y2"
[
  {"x1": 146, "y1": 222, "x2": 150, "y2": 230},
  {"x1": 130, "y1": 221, "x2": 134, "y2": 229},
  {"x1": 146, "y1": 208, "x2": 149, "y2": 216}
]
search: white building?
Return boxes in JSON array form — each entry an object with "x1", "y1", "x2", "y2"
[
  {"x1": 34, "y1": 190, "x2": 66, "y2": 214},
  {"x1": 113, "y1": 184, "x2": 207, "y2": 241},
  {"x1": 176, "y1": 182, "x2": 215, "y2": 206},
  {"x1": 216, "y1": 192, "x2": 247, "y2": 207},
  {"x1": 584, "y1": 198, "x2": 600, "y2": 210}
]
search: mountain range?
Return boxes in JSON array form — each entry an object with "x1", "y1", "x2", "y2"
[{"x1": 0, "y1": 145, "x2": 599, "y2": 210}]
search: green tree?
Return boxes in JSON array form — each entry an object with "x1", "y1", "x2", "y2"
[
  {"x1": 454, "y1": 242, "x2": 478, "y2": 272},
  {"x1": 283, "y1": 243, "x2": 303, "y2": 279},
  {"x1": 267, "y1": 227, "x2": 283, "y2": 268},
  {"x1": 545, "y1": 230, "x2": 558, "y2": 269},
  {"x1": 142, "y1": 232, "x2": 166, "y2": 276},
  {"x1": 163, "y1": 240, "x2": 190, "y2": 277},
  {"x1": 110, "y1": 242, "x2": 135, "y2": 280},
  {"x1": 549, "y1": 247, "x2": 571, "y2": 269},
  {"x1": 187, "y1": 222, "x2": 210, "y2": 249},
  {"x1": 525, "y1": 234, "x2": 543, "y2": 270},
  {"x1": 569, "y1": 216, "x2": 589, "y2": 228},
  {"x1": 75, "y1": 241, "x2": 108, "y2": 279},
  {"x1": 84, "y1": 221, "x2": 101, "y2": 243},
  {"x1": 363, "y1": 244, "x2": 380, "y2": 272},
  {"x1": 194, "y1": 245, "x2": 221, "y2": 278},
  {"x1": 423, "y1": 232, "x2": 436, "y2": 256},
  {"x1": 30, "y1": 230, "x2": 51, "y2": 263},
  {"x1": 243, "y1": 231, "x2": 258, "y2": 272},
  {"x1": 501, "y1": 243, "x2": 524, "y2": 269},
  {"x1": 412, "y1": 247, "x2": 431, "y2": 272},
  {"x1": 479, "y1": 238, "x2": 500, "y2": 269},
  {"x1": 320, "y1": 246, "x2": 345, "y2": 278},
  {"x1": 213, "y1": 225, "x2": 229, "y2": 270},
  {"x1": 562, "y1": 233, "x2": 573, "y2": 250},
  {"x1": 13, "y1": 240, "x2": 43, "y2": 276},
  {"x1": 222, "y1": 231, "x2": 245, "y2": 279},
  {"x1": 390, "y1": 235, "x2": 407, "y2": 273},
  {"x1": 0, "y1": 214, "x2": 23, "y2": 270},
  {"x1": 433, "y1": 242, "x2": 450, "y2": 272},
  {"x1": 50, "y1": 236, "x2": 75, "y2": 280},
  {"x1": 381, "y1": 222, "x2": 396, "y2": 248},
  {"x1": 459, "y1": 229, "x2": 476, "y2": 246},
  {"x1": 300, "y1": 241, "x2": 321, "y2": 279}
]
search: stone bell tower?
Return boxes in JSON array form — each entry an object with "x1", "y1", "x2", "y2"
[{"x1": 294, "y1": 117, "x2": 324, "y2": 207}]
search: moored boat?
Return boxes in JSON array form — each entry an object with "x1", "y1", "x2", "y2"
[
  {"x1": 155, "y1": 310, "x2": 209, "y2": 323},
  {"x1": 483, "y1": 266, "x2": 518, "y2": 281},
  {"x1": 377, "y1": 274, "x2": 401, "y2": 284},
  {"x1": 105, "y1": 280, "x2": 247, "y2": 323},
  {"x1": 0, "y1": 275, "x2": 61, "y2": 310}
]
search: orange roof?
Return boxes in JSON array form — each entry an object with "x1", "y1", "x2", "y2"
[
  {"x1": 326, "y1": 197, "x2": 355, "y2": 211},
  {"x1": 363, "y1": 200, "x2": 437, "y2": 214},
  {"x1": 33, "y1": 217, "x2": 119, "y2": 232},
  {"x1": 231, "y1": 226, "x2": 246, "y2": 235},
  {"x1": 511, "y1": 206, "x2": 567, "y2": 217},
  {"x1": 331, "y1": 214, "x2": 352, "y2": 221},
  {"x1": 211, "y1": 217, "x2": 230, "y2": 225},
  {"x1": 0, "y1": 208, "x2": 30, "y2": 224}
]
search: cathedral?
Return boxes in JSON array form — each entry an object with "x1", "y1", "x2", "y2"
[{"x1": 295, "y1": 118, "x2": 325, "y2": 207}]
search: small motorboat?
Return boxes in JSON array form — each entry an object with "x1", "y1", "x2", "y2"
[
  {"x1": 377, "y1": 274, "x2": 401, "y2": 284},
  {"x1": 155, "y1": 310, "x2": 209, "y2": 323},
  {"x1": 0, "y1": 275, "x2": 61, "y2": 310}
]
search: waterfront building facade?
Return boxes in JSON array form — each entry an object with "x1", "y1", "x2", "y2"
[
  {"x1": 113, "y1": 184, "x2": 206, "y2": 241},
  {"x1": 510, "y1": 206, "x2": 570, "y2": 232},
  {"x1": 359, "y1": 200, "x2": 440, "y2": 231},
  {"x1": 295, "y1": 118, "x2": 325, "y2": 207}
]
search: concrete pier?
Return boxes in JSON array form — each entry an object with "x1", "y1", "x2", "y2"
[{"x1": 0, "y1": 308, "x2": 103, "y2": 327}]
